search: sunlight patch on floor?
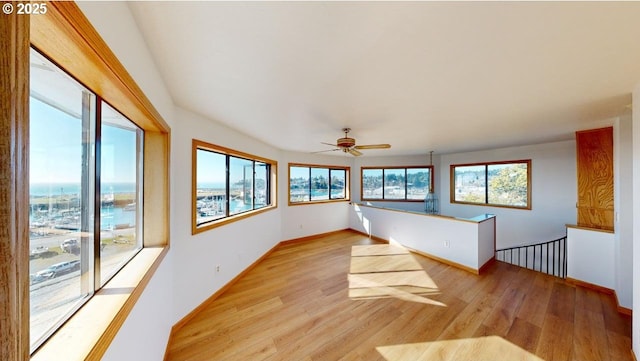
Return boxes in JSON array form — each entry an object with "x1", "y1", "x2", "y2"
[
  {"x1": 348, "y1": 244, "x2": 444, "y2": 305},
  {"x1": 376, "y1": 336, "x2": 544, "y2": 361}
]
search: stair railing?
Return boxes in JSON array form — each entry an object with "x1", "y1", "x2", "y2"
[{"x1": 495, "y1": 235, "x2": 567, "y2": 278}]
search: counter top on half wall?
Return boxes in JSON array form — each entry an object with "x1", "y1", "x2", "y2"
[{"x1": 349, "y1": 203, "x2": 496, "y2": 274}]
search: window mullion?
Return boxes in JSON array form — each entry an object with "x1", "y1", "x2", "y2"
[
  {"x1": 308, "y1": 167, "x2": 312, "y2": 202},
  {"x1": 328, "y1": 169, "x2": 333, "y2": 200},
  {"x1": 80, "y1": 90, "x2": 95, "y2": 296},
  {"x1": 381, "y1": 169, "x2": 385, "y2": 200},
  {"x1": 93, "y1": 98, "x2": 102, "y2": 290},
  {"x1": 225, "y1": 155, "x2": 230, "y2": 217},
  {"x1": 404, "y1": 168, "x2": 408, "y2": 201},
  {"x1": 252, "y1": 161, "x2": 256, "y2": 210},
  {"x1": 484, "y1": 165, "x2": 489, "y2": 204}
]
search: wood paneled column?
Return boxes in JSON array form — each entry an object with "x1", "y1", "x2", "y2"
[
  {"x1": 576, "y1": 127, "x2": 614, "y2": 230},
  {"x1": 0, "y1": 7, "x2": 30, "y2": 361}
]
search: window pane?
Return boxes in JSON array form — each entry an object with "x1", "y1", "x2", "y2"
[
  {"x1": 488, "y1": 163, "x2": 528, "y2": 207},
  {"x1": 29, "y1": 49, "x2": 94, "y2": 350},
  {"x1": 454, "y1": 165, "x2": 486, "y2": 203},
  {"x1": 384, "y1": 169, "x2": 406, "y2": 199},
  {"x1": 229, "y1": 157, "x2": 254, "y2": 215},
  {"x1": 311, "y1": 168, "x2": 329, "y2": 201},
  {"x1": 362, "y1": 169, "x2": 383, "y2": 199},
  {"x1": 255, "y1": 162, "x2": 268, "y2": 209},
  {"x1": 407, "y1": 168, "x2": 431, "y2": 200},
  {"x1": 290, "y1": 166, "x2": 310, "y2": 203},
  {"x1": 330, "y1": 169, "x2": 346, "y2": 199},
  {"x1": 100, "y1": 102, "x2": 143, "y2": 286},
  {"x1": 196, "y1": 149, "x2": 227, "y2": 224}
]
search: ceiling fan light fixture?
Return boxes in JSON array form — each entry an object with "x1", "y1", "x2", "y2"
[
  {"x1": 337, "y1": 137, "x2": 356, "y2": 148},
  {"x1": 317, "y1": 127, "x2": 390, "y2": 156}
]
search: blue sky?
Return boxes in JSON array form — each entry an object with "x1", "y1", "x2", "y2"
[{"x1": 30, "y1": 97, "x2": 138, "y2": 184}]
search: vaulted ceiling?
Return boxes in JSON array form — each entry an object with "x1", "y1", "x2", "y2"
[{"x1": 128, "y1": 1, "x2": 640, "y2": 156}]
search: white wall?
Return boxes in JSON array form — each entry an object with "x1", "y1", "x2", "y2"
[
  {"x1": 440, "y1": 141, "x2": 576, "y2": 249},
  {"x1": 632, "y1": 83, "x2": 640, "y2": 355},
  {"x1": 171, "y1": 107, "x2": 283, "y2": 322},
  {"x1": 101, "y1": 253, "x2": 174, "y2": 361},
  {"x1": 614, "y1": 115, "x2": 633, "y2": 309},
  {"x1": 567, "y1": 227, "x2": 615, "y2": 289},
  {"x1": 280, "y1": 152, "x2": 352, "y2": 240},
  {"x1": 352, "y1": 143, "x2": 578, "y2": 250},
  {"x1": 76, "y1": 2, "x2": 176, "y2": 360},
  {"x1": 74, "y1": 3, "x2": 640, "y2": 358},
  {"x1": 349, "y1": 204, "x2": 494, "y2": 270}
]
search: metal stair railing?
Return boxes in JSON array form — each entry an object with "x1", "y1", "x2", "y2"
[{"x1": 495, "y1": 235, "x2": 567, "y2": 279}]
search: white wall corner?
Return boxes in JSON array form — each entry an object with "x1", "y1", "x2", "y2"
[{"x1": 631, "y1": 83, "x2": 640, "y2": 355}]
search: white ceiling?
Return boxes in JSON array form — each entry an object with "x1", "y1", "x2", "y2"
[{"x1": 128, "y1": 1, "x2": 640, "y2": 156}]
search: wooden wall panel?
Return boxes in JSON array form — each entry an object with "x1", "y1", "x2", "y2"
[
  {"x1": 0, "y1": 7, "x2": 31, "y2": 361},
  {"x1": 576, "y1": 127, "x2": 614, "y2": 231}
]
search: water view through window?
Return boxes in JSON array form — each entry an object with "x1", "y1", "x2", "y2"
[
  {"x1": 99, "y1": 102, "x2": 143, "y2": 286},
  {"x1": 194, "y1": 141, "x2": 275, "y2": 229},
  {"x1": 289, "y1": 164, "x2": 349, "y2": 204},
  {"x1": 29, "y1": 48, "x2": 144, "y2": 351},
  {"x1": 362, "y1": 167, "x2": 432, "y2": 201}
]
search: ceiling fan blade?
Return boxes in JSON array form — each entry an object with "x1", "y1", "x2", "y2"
[
  {"x1": 349, "y1": 149, "x2": 363, "y2": 156},
  {"x1": 354, "y1": 144, "x2": 391, "y2": 150},
  {"x1": 321, "y1": 142, "x2": 339, "y2": 147},
  {"x1": 311, "y1": 148, "x2": 341, "y2": 154}
]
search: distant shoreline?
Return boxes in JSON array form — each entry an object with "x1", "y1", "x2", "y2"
[{"x1": 30, "y1": 192, "x2": 135, "y2": 207}]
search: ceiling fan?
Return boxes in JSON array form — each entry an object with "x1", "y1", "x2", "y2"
[{"x1": 317, "y1": 128, "x2": 391, "y2": 156}]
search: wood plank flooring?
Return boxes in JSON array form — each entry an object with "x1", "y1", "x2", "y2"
[{"x1": 165, "y1": 230, "x2": 633, "y2": 361}]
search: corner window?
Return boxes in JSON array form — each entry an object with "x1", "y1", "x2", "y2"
[
  {"x1": 289, "y1": 164, "x2": 350, "y2": 204},
  {"x1": 193, "y1": 139, "x2": 277, "y2": 233},
  {"x1": 29, "y1": 48, "x2": 143, "y2": 351},
  {"x1": 450, "y1": 160, "x2": 531, "y2": 209},
  {"x1": 361, "y1": 166, "x2": 433, "y2": 201}
]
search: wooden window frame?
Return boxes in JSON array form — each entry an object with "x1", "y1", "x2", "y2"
[
  {"x1": 360, "y1": 165, "x2": 434, "y2": 202},
  {"x1": 288, "y1": 163, "x2": 350, "y2": 206},
  {"x1": 1, "y1": 2, "x2": 172, "y2": 360},
  {"x1": 192, "y1": 139, "x2": 278, "y2": 234},
  {"x1": 449, "y1": 159, "x2": 532, "y2": 210}
]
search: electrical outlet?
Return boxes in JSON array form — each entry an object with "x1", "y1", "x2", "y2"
[{"x1": 444, "y1": 240, "x2": 450, "y2": 248}]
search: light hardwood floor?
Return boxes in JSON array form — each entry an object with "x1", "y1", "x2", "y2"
[{"x1": 165, "y1": 230, "x2": 633, "y2": 361}]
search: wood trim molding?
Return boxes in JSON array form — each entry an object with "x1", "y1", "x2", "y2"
[
  {"x1": 192, "y1": 138, "x2": 278, "y2": 235},
  {"x1": 360, "y1": 165, "x2": 434, "y2": 202},
  {"x1": 565, "y1": 277, "x2": 632, "y2": 316},
  {"x1": 30, "y1": 1, "x2": 171, "y2": 248},
  {"x1": 408, "y1": 247, "x2": 484, "y2": 275},
  {"x1": 166, "y1": 242, "x2": 281, "y2": 357},
  {"x1": 449, "y1": 159, "x2": 532, "y2": 210},
  {"x1": 25, "y1": 2, "x2": 171, "y2": 359},
  {"x1": 32, "y1": 247, "x2": 169, "y2": 361},
  {"x1": 281, "y1": 228, "x2": 354, "y2": 245},
  {"x1": 348, "y1": 228, "x2": 487, "y2": 274},
  {"x1": 287, "y1": 162, "x2": 351, "y2": 206},
  {"x1": 566, "y1": 223, "x2": 615, "y2": 234},
  {"x1": 167, "y1": 228, "x2": 354, "y2": 359},
  {"x1": 30, "y1": 1, "x2": 169, "y2": 133},
  {"x1": 0, "y1": 8, "x2": 31, "y2": 361}
]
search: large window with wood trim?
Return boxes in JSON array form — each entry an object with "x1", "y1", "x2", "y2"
[
  {"x1": 193, "y1": 139, "x2": 277, "y2": 234},
  {"x1": 361, "y1": 166, "x2": 433, "y2": 201},
  {"x1": 450, "y1": 160, "x2": 531, "y2": 209},
  {"x1": 29, "y1": 48, "x2": 144, "y2": 351},
  {"x1": 14, "y1": 3, "x2": 171, "y2": 360},
  {"x1": 289, "y1": 164, "x2": 349, "y2": 204}
]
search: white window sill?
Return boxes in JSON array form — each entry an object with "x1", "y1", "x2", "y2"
[{"x1": 31, "y1": 246, "x2": 169, "y2": 361}]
